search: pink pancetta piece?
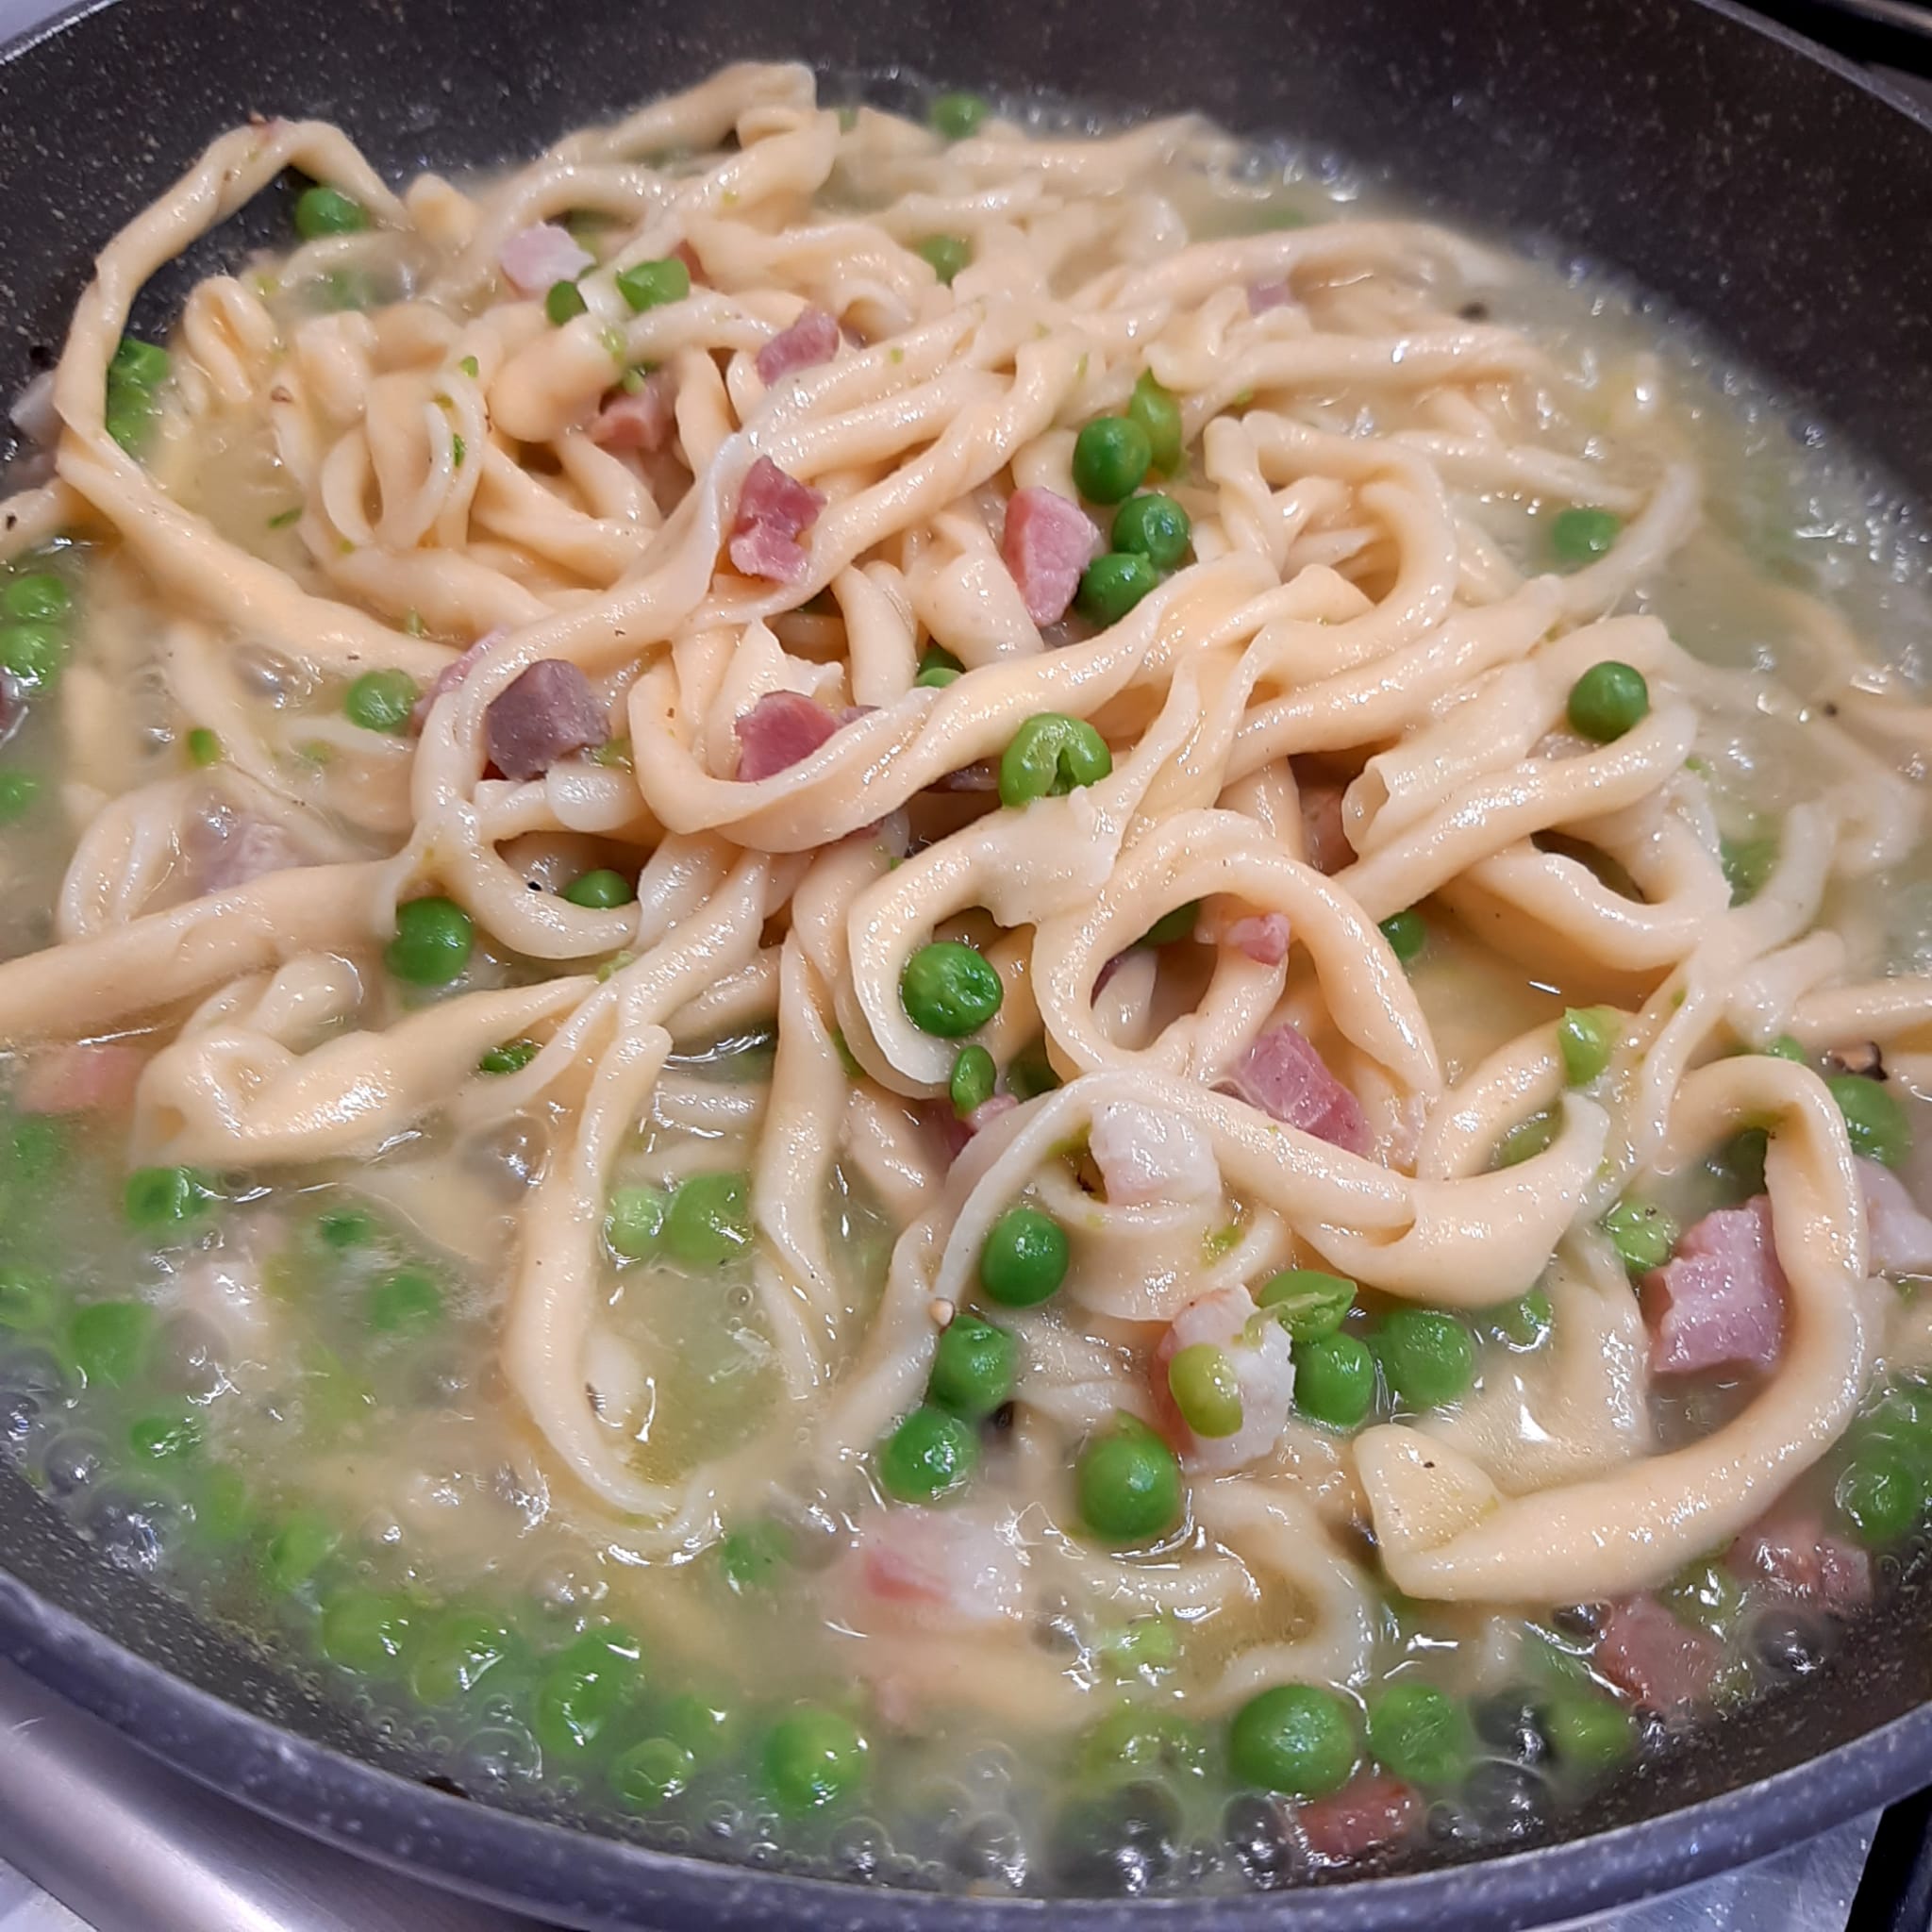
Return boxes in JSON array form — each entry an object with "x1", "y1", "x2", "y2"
[
  {"x1": 191, "y1": 814, "x2": 306, "y2": 895},
  {"x1": 409, "y1": 632, "x2": 500, "y2": 735},
  {"x1": 727, "y1": 456, "x2": 826, "y2": 584},
  {"x1": 1000, "y1": 487, "x2": 1101, "y2": 626},
  {"x1": 853, "y1": 1508, "x2": 1024, "y2": 1628},
  {"x1": 756, "y1": 307, "x2": 841, "y2": 385},
  {"x1": 1641, "y1": 1196, "x2": 1786, "y2": 1376},
  {"x1": 1225, "y1": 912, "x2": 1291, "y2": 965},
  {"x1": 1296, "y1": 770, "x2": 1354, "y2": 874},
  {"x1": 1090, "y1": 1099, "x2": 1219, "y2": 1208},
  {"x1": 483, "y1": 658, "x2": 607, "y2": 782},
  {"x1": 15, "y1": 1041, "x2": 146, "y2": 1116},
  {"x1": 1297, "y1": 1774, "x2": 1422, "y2": 1865},
  {"x1": 1151, "y1": 1286, "x2": 1298, "y2": 1474},
  {"x1": 589, "y1": 371, "x2": 675, "y2": 453},
  {"x1": 1224, "y1": 1024, "x2": 1372, "y2": 1158},
  {"x1": 1858, "y1": 1158, "x2": 1932, "y2": 1276},
  {"x1": 1247, "y1": 280, "x2": 1293, "y2": 315},
  {"x1": 1595, "y1": 1595, "x2": 1723, "y2": 1710},
  {"x1": 498, "y1": 223, "x2": 594, "y2": 297},
  {"x1": 734, "y1": 690, "x2": 839, "y2": 781},
  {"x1": 1727, "y1": 1510, "x2": 1872, "y2": 1615}
]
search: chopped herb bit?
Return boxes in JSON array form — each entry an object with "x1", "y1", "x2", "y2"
[
  {"x1": 458, "y1": 355, "x2": 480, "y2": 378},
  {"x1": 267, "y1": 507, "x2": 302, "y2": 529},
  {"x1": 186, "y1": 727, "x2": 223, "y2": 767}
]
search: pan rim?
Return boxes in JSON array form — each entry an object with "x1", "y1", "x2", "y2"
[{"x1": 1, "y1": 0, "x2": 1931, "y2": 1923}]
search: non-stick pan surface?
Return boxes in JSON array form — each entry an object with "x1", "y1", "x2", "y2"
[{"x1": 2, "y1": 1, "x2": 1932, "y2": 1924}]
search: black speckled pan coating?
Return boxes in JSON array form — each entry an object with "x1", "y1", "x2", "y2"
[{"x1": 1, "y1": 1, "x2": 1931, "y2": 1925}]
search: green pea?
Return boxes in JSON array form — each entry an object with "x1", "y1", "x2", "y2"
[
  {"x1": 343, "y1": 668, "x2": 418, "y2": 733},
  {"x1": 1076, "y1": 551, "x2": 1158, "y2": 625},
  {"x1": 1764, "y1": 1034, "x2": 1808, "y2": 1064},
  {"x1": 764, "y1": 1706, "x2": 867, "y2": 1813},
  {"x1": 720, "y1": 1519, "x2": 792, "y2": 1593},
  {"x1": 0, "y1": 622, "x2": 65, "y2": 689},
  {"x1": 1829, "y1": 1073, "x2": 1909, "y2": 1168},
  {"x1": 878, "y1": 1404, "x2": 977, "y2": 1503},
  {"x1": 1837, "y1": 1444, "x2": 1923, "y2": 1545},
  {"x1": 1110, "y1": 492, "x2": 1191, "y2": 571},
  {"x1": 948, "y1": 1043, "x2": 997, "y2": 1117},
  {"x1": 125, "y1": 1164, "x2": 217, "y2": 1230},
  {"x1": 914, "y1": 234, "x2": 971, "y2": 285},
  {"x1": 1005, "y1": 1041, "x2": 1061, "y2": 1101},
  {"x1": 409, "y1": 1610, "x2": 514, "y2": 1706},
  {"x1": 260, "y1": 1509, "x2": 341, "y2": 1593},
  {"x1": 1558, "y1": 1005, "x2": 1622, "y2": 1086},
  {"x1": 386, "y1": 896, "x2": 474, "y2": 986},
  {"x1": 662, "y1": 1172, "x2": 752, "y2": 1267},
  {"x1": 1100, "y1": 1615, "x2": 1180, "y2": 1681},
  {"x1": 612, "y1": 1736, "x2": 695, "y2": 1810},
  {"x1": 562, "y1": 868, "x2": 634, "y2": 908},
  {"x1": 320, "y1": 1589, "x2": 415, "y2": 1674},
  {"x1": 979, "y1": 1203, "x2": 1069, "y2": 1307},
  {"x1": 1139, "y1": 900, "x2": 1200, "y2": 947},
  {"x1": 997, "y1": 711, "x2": 1112, "y2": 808},
  {"x1": 607, "y1": 1185, "x2": 670, "y2": 1260},
  {"x1": 928, "y1": 1312, "x2": 1015, "y2": 1421},
  {"x1": 1379, "y1": 908, "x2": 1426, "y2": 965},
  {"x1": 185, "y1": 727, "x2": 223, "y2": 767},
  {"x1": 478, "y1": 1038, "x2": 541, "y2": 1075},
  {"x1": 1075, "y1": 1412, "x2": 1182, "y2": 1541},
  {"x1": 366, "y1": 1267, "x2": 441, "y2": 1335},
  {"x1": 534, "y1": 1626, "x2": 645, "y2": 1757},
  {"x1": 1544, "y1": 1689, "x2": 1636, "y2": 1772},
  {"x1": 659, "y1": 1683, "x2": 742, "y2": 1766},
  {"x1": 129, "y1": 1409, "x2": 202, "y2": 1462},
  {"x1": 1721, "y1": 833, "x2": 1778, "y2": 907},
  {"x1": 1601, "y1": 1197, "x2": 1677, "y2": 1273},
  {"x1": 1367, "y1": 1681, "x2": 1474, "y2": 1787},
  {"x1": 3, "y1": 572, "x2": 69, "y2": 623},
  {"x1": 1377, "y1": 1308, "x2": 1474, "y2": 1410},
  {"x1": 0, "y1": 770, "x2": 40, "y2": 822},
  {"x1": 1494, "y1": 1108, "x2": 1557, "y2": 1169},
  {"x1": 293, "y1": 185, "x2": 369, "y2": 239},
  {"x1": 900, "y1": 940, "x2": 1004, "y2": 1037},
  {"x1": 1567, "y1": 660, "x2": 1650, "y2": 743},
  {"x1": 317, "y1": 1205, "x2": 376, "y2": 1249},
  {"x1": 1127, "y1": 372, "x2": 1183, "y2": 476},
  {"x1": 1707, "y1": 1125, "x2": 1770, "y2": 1205},
  {"x1": 1078, "y1": 1704, "x2": 1209, "y2": 1783},
  {"x1": 189, "y1": 1463, "x2": 253, "y2": 1545},
  {"x1": 111, "y1": 335, "x2": 170, "y2": 388},
  {"x1": 1167, "y1": 1342, "x2": 1242, "y2": 1439},
  {"x1": 1486, "y1": 1288, "x2": 1554, "y2": 1349},
  {"x1": 8, "y1": 1115, "x2": 63, "y2": 1177},
  {"x1": 616, "y1": 257, "x2": 691, "y2": 311},
  {"x1": 915, "y1": 645, "x2": 962, "y2": 688},
  {"x1": 1072, "y1": 417, "x2": 1153, "y2": 505},
  {"x1": 1549, "y1": 506, "x2": 1622, "y2": 567},
  {"x1": 1293, "y1": 1331, "x2": 1375, "y2": 1430},
  {"x1": 1659, "y1": 1557, "x2": 1746, "y2": 1636},
  {"x1": 929, "y1": 91, "x2": 989, "y2": 140},
  {"x1": 544, "y1": 279, "x2": 588, "y2": 325},
  {"x1": 0, "y1": 1269, "x2": 57, "y2": 1334},
  {"x1": 1227, "y1": 1683, "x2": 1357, "y2": 1797},
  {"x1": 1257, "y1": 1267, "x2": 1356, "y2": 1341}
]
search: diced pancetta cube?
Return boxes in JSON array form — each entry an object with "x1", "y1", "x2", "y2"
[
  {"x1": 756, "y1": 307, "x2": 840, "y2": 385},
  {"x1": 483, "y1": 658, "x2": 607, "y2": 782},
  {"x1": 1000, "y1": 487, "x2": 1100, "y2": 626},
  {"x1": 1641, "y1": 1197, "x2": 1785, "y2": 1376},
  {"x1": 1594, "y1": 1595, "x2": 1722, "y2": 1709},
  {"x1": 498, "y1": 223, "x2": 593, "y2": 297},
  {"x1": 1224, "y1": 1025, "x2": 1372, "y2": 1158},
  {"x1": 727, "y1": 457, "x2": 826, "y2": 585},
  {"x1": 734, "y1": 690, "x2": 839, "y2": 781}
]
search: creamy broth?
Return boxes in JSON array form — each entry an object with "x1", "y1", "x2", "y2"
[{"x1": 2, "y1": 60, "x2": 1932, "y2": 1895}]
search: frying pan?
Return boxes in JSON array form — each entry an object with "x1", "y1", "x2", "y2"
[{"x1": 2, "y1": 0, "x2": 1931, "y2": 1924}]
